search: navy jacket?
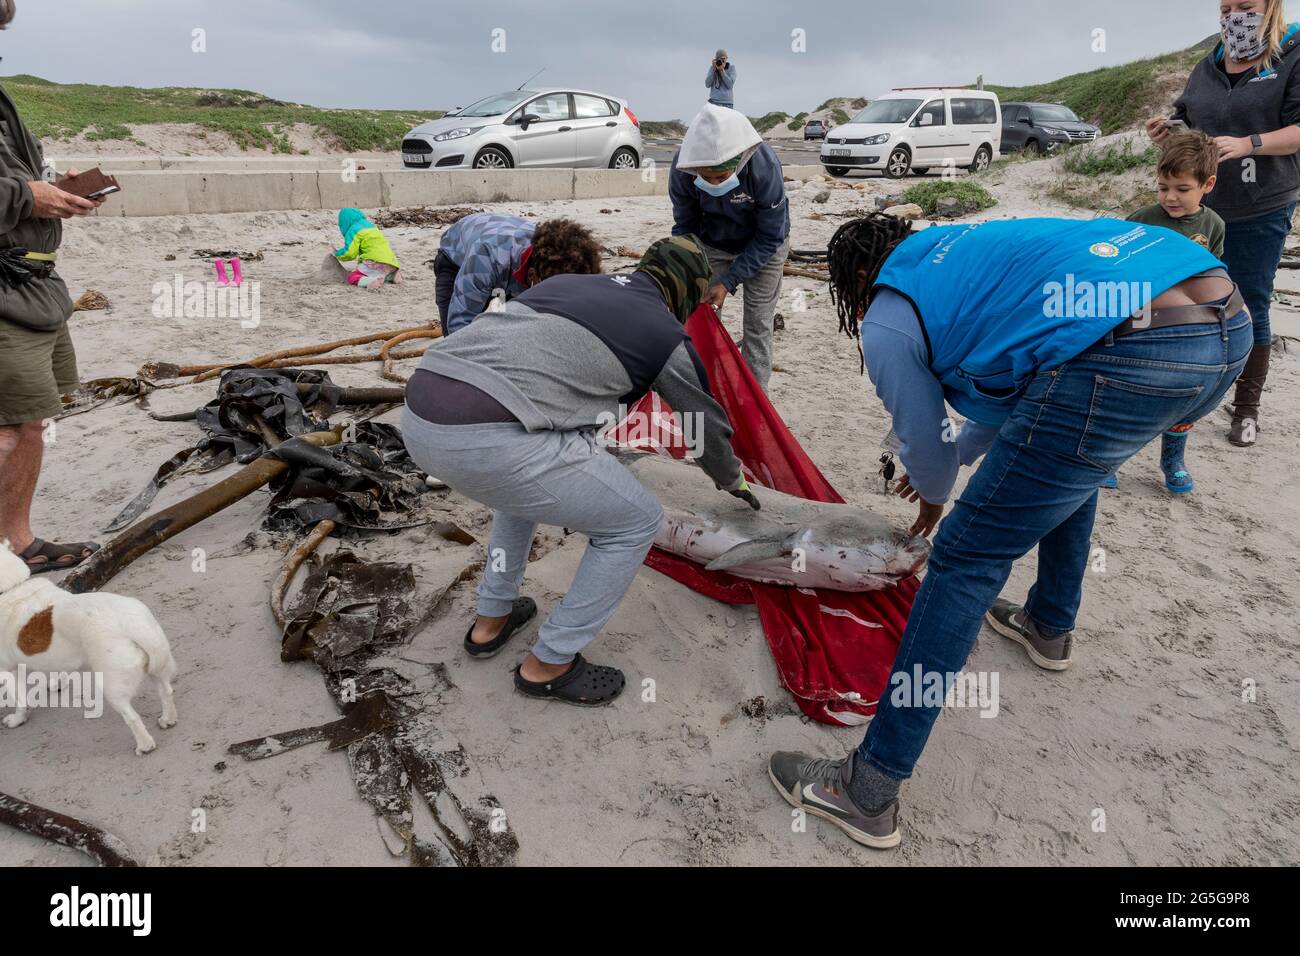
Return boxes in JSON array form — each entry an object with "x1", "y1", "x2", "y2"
[{"x1": 669, "y1": 143, "x2": 790, "y2": 291}]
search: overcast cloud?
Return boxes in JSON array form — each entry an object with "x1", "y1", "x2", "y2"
[{"x1": 4, "y1": 1, "x2": 1295, "y2": 119}]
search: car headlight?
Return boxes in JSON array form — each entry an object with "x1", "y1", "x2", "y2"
[
  {"x1": 1039, "y1": 127, "x2": 1066, "y2": 136},
  {"x1": 433, "y1": 127, "x2": 480, "y2": 142},
  {"x1": 863, "y1": 134, "x2": 891, "y2": 145}
]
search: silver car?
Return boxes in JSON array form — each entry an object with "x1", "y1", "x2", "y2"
[{"x1": 402, "y1": 88, "x2": 643, "y2": 170}]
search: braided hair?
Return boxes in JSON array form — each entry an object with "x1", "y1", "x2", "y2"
[{"x1": 827, "y1": 213, "x2": 915, "y2": 341}]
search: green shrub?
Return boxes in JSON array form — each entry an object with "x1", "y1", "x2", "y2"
[
  {"x1": 1060, "y1": 140, "x2": 1159, "y2": 176},
  {"x1": 2, "y1": 74, "x2": 441, "y2": 152},
  {"x1": 902, "y1": 180, "x2": 998, "y2": 217}
]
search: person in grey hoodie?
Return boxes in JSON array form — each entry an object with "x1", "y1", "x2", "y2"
[
  {"x1": 401, "y1": 235, "x2": 757, "y2": 708},
  {"x1": 705, "y1": 49, "x2": 736, "y2": 108},
  {"x1": 1147, "y1": 0, "x2": 1300, "y2": 447}
]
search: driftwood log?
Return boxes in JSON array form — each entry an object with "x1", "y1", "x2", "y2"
[
  {"x1": 184, "y1": 326, "x2": 442, "y2": 384},
  {"x1": 0, "y1": 792, "x2": 138, "y2": 866},
  {"x1": 62, "y1": 429, "x2": 342, "y2": 594}
]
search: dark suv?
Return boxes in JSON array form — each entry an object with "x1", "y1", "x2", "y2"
[
  {"x1": 1000, "y1": 102, "x2": 1099, "y2": 155},
  {"x1": 804, "y1": 119, "x2": 828, "y2": 141}
]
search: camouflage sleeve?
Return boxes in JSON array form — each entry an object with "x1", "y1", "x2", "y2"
[{"x1": 651, "y1": 341, "x2": 744, "y2": 490}]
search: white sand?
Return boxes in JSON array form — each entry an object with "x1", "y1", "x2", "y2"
[{"x1": 1, "y1": 166, "x2": 1298, "y2": 867}]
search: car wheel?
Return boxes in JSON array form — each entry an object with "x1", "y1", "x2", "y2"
[
  {"x1": 473, "y1": 147, "x2": 513, "y2": 170},
  {"x1": 609, "y1": 147, "x2": 638, "y2": 170},
  {"x1": 825, "y1": 166, "x2": 849, "y2": 177},
  {"x1": 966, "y1": 145, "x2": 993, "y2": 173},
  {"x1": 885, "y1": 148, "x2": 911, "y2": 179},
  {"x1": 1028, "y1": 138, "x2": 1045, "y2": 156}
]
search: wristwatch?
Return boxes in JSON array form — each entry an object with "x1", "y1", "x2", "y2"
[{"x1": 1251, "y1": 133, "x2": 1263, "y2": 154}]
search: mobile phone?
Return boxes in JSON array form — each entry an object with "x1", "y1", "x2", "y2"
[
  {"x1": 85, "y1": 185, "x2": 121, "y2": 199},
  {"x1": 1166, "y1": 118, "x2": 1189, "y2": 132}
]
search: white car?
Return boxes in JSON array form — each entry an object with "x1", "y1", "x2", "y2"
[
  {"x1": 821, "y1": 88, "x2": 1002, "y2": 179},
  {"x1": 402, "y1": 88, "x2": 643, "y2": 170}
]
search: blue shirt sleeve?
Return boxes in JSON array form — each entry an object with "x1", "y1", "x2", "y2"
[
  {"x1": 956, "y1": 421, "x2": 1000, "y2": 466},
  {"x1": 861, "y1": 291, "x2": 960, "y2": 504},
  {"x1": 723, "y1": 149, "x2": 789, "y2": 290},
  {"x1": 669, "y1": 154, "x2": 703, "y2": 238}
]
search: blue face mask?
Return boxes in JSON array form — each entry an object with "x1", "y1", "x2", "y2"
[{"x1": 695, "y1": 174, "x2": 740, "y2": 197}]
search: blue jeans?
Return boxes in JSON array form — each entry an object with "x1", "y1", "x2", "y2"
[
  {"x1": 1221, "y1": 203, "x2": 1295, "y2": 346},
  {"x1": 858, "y1": 306, "x2": 1253, "y2": 780}
]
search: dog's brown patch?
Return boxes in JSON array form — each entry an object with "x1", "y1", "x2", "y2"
[{"x1": 17, "y1": 606, "x2": 54, "y2": 655}]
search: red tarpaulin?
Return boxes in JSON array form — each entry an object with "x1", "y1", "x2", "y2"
[{"x1": 607, "y1": 305, "x2": 919, "y2": 726}]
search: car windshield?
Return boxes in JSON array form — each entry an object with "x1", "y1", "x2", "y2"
[
  {"x1": 1030, "y1": 105, "x2": 1080, "y2": 124},
  {"x1": 851, "y1": 99, "x2": 922, "y2": 124},
  {"x1": 454, "y1": 91, "x2": 532, "y2": 118}
]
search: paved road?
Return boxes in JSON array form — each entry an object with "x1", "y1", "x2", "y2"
[{"x1": 642, "y1": 137, "x2": 828, "y2": 170}]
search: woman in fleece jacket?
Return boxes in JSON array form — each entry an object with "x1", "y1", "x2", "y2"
[
  {"x1": 400, "y1": 235, "x2": 757, "y2": 707},
  {"x1": 1147, "y1": 0, "x2": 1300, "y2": 447}
]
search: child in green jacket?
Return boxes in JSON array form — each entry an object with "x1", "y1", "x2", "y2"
[{"x1": 334, "y1": 208, "x2": 401, "y2": 291}]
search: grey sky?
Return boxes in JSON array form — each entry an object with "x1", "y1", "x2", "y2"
[{"x1": 4, "y1": 1, "x2": 1296, "y2": 119}]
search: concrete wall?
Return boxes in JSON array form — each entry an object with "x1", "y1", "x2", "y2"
[{"x1": 87, "y1": 164, "x2": 825, "y2": 218}]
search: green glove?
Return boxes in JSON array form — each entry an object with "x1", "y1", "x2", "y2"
[{"x1": 729, "y1": 478, "x2": 761, "y2": 511}]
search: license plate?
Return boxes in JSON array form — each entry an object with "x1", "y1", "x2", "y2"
[
  {"x1": 403, "y1": 153, "x2": 430, "y2": 165},
  {"x1": 829, "y1": 148, "x2": 850, "y2": 156}
]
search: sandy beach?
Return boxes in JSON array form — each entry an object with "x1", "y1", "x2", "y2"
[{"x1": 1, "y1": 161, "x2": 1298, "y2": 867}]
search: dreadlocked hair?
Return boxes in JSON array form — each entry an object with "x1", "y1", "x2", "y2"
[{"x1": 827, "y1": 213, "x2": 915, "y2": 341}]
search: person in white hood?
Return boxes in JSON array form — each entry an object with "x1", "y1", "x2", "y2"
[{"x1": 669, "y1": 105, "x2": 791, "y2": 390}]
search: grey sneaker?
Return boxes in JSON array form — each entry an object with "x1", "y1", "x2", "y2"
[
  {"x1": 767, "y1": 750, "x2": 901, "y2": 849},
  {"x1": 985, "y1": 598, "x2": 1072, "y2": 671}
]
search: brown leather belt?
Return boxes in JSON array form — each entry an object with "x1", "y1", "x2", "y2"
[{"x1": 1111, "y1": 287, "x2": 1246, "y2": 339}]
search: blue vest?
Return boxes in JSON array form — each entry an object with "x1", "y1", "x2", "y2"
[{"x1": 873, "y1": 218, "x2": 1223, "y2": 426}]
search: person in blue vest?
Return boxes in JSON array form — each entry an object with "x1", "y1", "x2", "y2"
[{"x1": 766, "y1": 213, "x2": 1252, "y2": 850}]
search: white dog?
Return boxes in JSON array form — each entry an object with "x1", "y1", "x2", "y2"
[{"x1": 0, "y1": 543, "x2": 177, "y2": 754}]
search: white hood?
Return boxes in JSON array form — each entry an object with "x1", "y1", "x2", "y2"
[{"x1": 677, "y1": 104, "x2": 763, "y2": 174}]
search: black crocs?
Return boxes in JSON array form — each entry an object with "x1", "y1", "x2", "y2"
[
  {"x1": 513, "y1": 654, "x2": 626, "y2": 706},
  {"x1": 463, "y1": 597, "x2": 537, "y2": 659}
]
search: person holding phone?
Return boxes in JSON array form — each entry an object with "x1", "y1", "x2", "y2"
[
  {"x1": 1146, "y1": 0, "x2": 1300, "y2": 448},
  {"x1": 705, "y1": 48, "x2": 736, "y2": 108},
  {"x1": 0, "y1": 0, "x2": 107, "y2": 573}
]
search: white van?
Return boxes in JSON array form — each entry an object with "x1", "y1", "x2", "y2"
[{"x1": 820, "y1": 88, "x2": 1002, "y2": 179}]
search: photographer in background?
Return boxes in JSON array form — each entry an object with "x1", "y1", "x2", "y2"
[{"x1": 705, "y1": 48, "x2": 736, "y2": 108}]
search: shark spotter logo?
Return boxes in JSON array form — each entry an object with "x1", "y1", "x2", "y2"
[{"x1": 1089, "y1": 242, "x2": 1120, "y2": 258}]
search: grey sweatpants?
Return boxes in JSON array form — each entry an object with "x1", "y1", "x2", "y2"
[
  {"x1": 400, "y1": 409, "x2": 663, "y2": 664},
  {"x1": 703, "y1": 238, "x2": 789, "y2": 391}
]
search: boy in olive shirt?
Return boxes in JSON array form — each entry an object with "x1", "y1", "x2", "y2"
[{"x1": 1107, "y1": 132, "x2": 1226, "y2": 494}]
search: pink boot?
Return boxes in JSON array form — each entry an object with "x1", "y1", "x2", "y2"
[
  {"x1": 230, "y1": 257, "x2": 244, "y2": 286},
  {"x1": 214, "y1": 258, "x2": 229, "y2": 286}
]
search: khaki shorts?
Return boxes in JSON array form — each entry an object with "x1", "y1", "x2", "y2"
[{"x1": 0, "y1": 318, "x2": 78, "y2": 426}]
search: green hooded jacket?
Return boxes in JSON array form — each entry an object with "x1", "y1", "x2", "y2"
[
  {"x1": 0, "y1": 82, "x2": 73, "y2": 332},
  {"x1": 334, "y1": 207, "x2": 401, "y2": 270}
]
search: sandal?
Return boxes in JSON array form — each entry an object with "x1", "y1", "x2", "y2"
[
  {"x1": 463, "y1": 597, "x2": 537, "y2": 659},
  {"x1": 19, "y1": 538, "x2": 100, "y2": 574},
  {"x1": 513, "y1": 653, "x2": 625, "y2": 706}
]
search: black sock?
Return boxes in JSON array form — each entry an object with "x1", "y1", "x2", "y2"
[{"x1": 847, "y1": 753, "x2": 902, "y2": 814}]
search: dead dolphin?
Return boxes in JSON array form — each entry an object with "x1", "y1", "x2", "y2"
[{"x1": 626, "y1": 454, "x2": 930, "y2": 591}]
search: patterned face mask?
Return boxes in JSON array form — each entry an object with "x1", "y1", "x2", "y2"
[{"x1": 1221, "y1": 11, "x2": 1268, "y2": 63}]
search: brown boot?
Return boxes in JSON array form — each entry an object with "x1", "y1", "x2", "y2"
[{"x1": 1228, "y1": 343, "x2": 1271, "y2": 447}]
